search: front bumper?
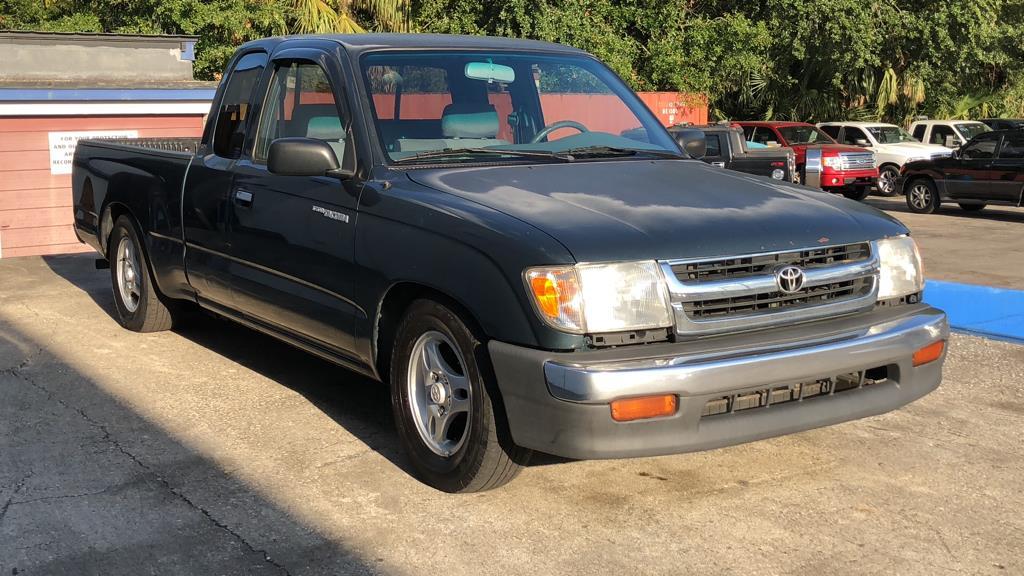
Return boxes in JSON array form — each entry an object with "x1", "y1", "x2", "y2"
[{"x1": 489, "y1": 305, "x2": 947, "y2": 460}]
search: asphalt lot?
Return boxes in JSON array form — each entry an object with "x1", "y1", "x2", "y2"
[{"x1": 2, "y1": 199, "x2": 1023, "y2": 575}]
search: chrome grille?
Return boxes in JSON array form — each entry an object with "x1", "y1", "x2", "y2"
[
  {"x1": 661, "y1": 242, "x2": 880, "y2": 336},
  {"x1": 683, "y1": 277, "x2": 873, "y2": 319},
  {"x1": 671, "y1": 242, "x2": 870, "y2": 283},
  {"x1": 839, "y1": 152, "x2": 875, "y2": 170}
]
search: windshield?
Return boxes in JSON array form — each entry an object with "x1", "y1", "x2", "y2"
[
  {"x1": 777, "y1": 125, "x2": 834, "y2": 145},
  {"x1": 360, "y1": 51, "x2": 680, "y2": 164},
  {"x1": 867, "y1": 125, "x2": 917, "y2": 144},
  {"x1": 955, "y1": 122, "x2": 991, "y2": 141}
]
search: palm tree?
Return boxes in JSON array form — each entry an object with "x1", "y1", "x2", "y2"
[{"x1": 292, "y1": 0, "x2": 410, "y2": 34}]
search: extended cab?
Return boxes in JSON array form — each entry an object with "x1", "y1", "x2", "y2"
[
  {"x1": 72, "y1": 35, "x2": 948, "y2": 493},
  {"x1": 817, "y1": 122, "x2": 952, "y2": 196},
  {"x1": 673, "y1": 123, "x2": 797, "y2": 182},
  {"x1": 738, "y1": 121, "x2": 879, "y2": 200},
  {"x1": 909, "y1": 119, "x2": 991, "y2": 150}
]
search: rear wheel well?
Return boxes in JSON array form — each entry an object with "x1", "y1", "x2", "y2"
[
  {"x1": 374, "y1": 282, "x2": 487, "y2": 383},
  {"x1": 100, "y1": 202, "x2": 132, "y2": 257}
]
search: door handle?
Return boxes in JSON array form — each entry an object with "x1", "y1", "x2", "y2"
[{"x1": 234, "y1": 189, "x2": 254, "y2": 207}]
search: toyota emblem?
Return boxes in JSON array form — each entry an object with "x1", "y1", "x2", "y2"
[{"x1": 775, "y1": 265, "x2": 805, "y2": 294}]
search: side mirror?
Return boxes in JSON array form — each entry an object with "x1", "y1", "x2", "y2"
[
  {"x1": 672, "y1": 128, "x2": 706, "y2": 159},
  {"x1": 854, "y1": 138, "x2": 870, "y2": 147},
  {"x1": 944, "y1": 135, "x2": 958, "y2": 149},
  {"x1": 268, "y1": 137, "x2": 340, "y2": 177}
]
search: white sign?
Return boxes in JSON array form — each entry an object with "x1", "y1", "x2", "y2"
[{"x1": 48, "y1": 130, "x2": 139, "y2": 175}]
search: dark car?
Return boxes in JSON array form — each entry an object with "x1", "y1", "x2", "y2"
[
  {"x1": 980, "y1": 118, "x2": 1024, "y2": 131},
  {"x1": 673, "y1": 124, "x2": 797, "y2": 182},
  {"x1": 71, "y1": 34, "x2": 948, "y2": 493},
  {"x1": 900, "y1": 129, "x2": 1024, "y2": 213}
]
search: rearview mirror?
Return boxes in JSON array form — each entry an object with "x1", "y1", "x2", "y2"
[
  {"x1": 268, "y1": 137, "x2": 340, "y2": 177},
  {"x1": 672, "y1": 128, "x2": 706, "y2": 159},
  {"x1": 465, "y1": 62, "x2": 515, "y2": 84}
]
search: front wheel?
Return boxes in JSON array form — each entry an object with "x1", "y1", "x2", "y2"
[
  {"x1": 906, "y1": 179, "x2": 940, "y2": 214},
  {"x1": 842, "y1": 186, "x2": 872, "y2": 201},
  {"x1": 390, "y1": 299, "x2": 530, "y2": 492},
  {"x1": 877, "y1": 165, "x2": 901, "y2": 196}
]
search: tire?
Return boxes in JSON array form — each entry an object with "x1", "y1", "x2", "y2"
[
  {"x1": 390, "y1": 299, "x2": 530, "y2": 492},
  {"x1": 905, "y1": 178, "x2": 940, "y2": 214},
  {"x1": 877, "y1": 165, "x2": 901, "y2": 197},
  {"x1": 959, "y1": 203, "x2": 987, "y2": 212},
  {"x1": 108, "y1": 215, "x2": 176, "y2": 332},
  {"x1": 842, "y1": 186, "x2": 871, "y2": 201}
]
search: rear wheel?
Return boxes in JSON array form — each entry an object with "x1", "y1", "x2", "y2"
[
  {"x1": 877, "y1": 165, "x2": 901, "y2": 196},
  {"x1": 109, "y1": 216, "x2": 176, "y2": 332},
  {"x1": 958, "y1": 203, "x2": 987, "y2": 212},
  {"x1": 906, "y1": 179, "x2": 940, "y2": 214},
  {"x1": 390, "y1": 299, "x2": 530, "y2": 492}
]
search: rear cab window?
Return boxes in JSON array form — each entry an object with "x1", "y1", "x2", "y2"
[{"x1": 211, "y1": 52, "x2": 269, "y2": 159}]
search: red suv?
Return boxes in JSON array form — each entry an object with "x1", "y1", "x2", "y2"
[{"x1": 737, "y1": 121, "x2": 879, "y2": 200}]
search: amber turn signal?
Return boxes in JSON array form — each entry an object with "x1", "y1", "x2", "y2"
[
  {"x1": 913, "y1": 340, "x2": 945, "y2": 367},
  {"x1": 610, "y1": 395, "x2": 678, "y2": 422}
]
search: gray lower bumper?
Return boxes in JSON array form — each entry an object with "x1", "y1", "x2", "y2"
[{"x1": 489, "y1": 305, "x2": 948, "y2": 460}]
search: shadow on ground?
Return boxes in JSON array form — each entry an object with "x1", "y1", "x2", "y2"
[
  {"x1": 0, "y1": 309, "x2": 380, "y2": 575},
  {"x1": 865, "y1": 196, "x2": 1024, "y2": 224}
]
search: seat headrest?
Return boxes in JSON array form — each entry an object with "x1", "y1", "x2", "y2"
[
  {"x1": 441, "y1": 103, "x2": 499, "y2": 139},
  {"x1": 306, "y1": 116, "x2": 344, "y2": 140}
]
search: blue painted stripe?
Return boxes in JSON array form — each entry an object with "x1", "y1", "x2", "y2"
[
  {"x1": 924, "y1": 280, "x2": 1024, "y2": 343},
  {"x1": 0, "y1": 88, "x2": 215, "y2": 102}
]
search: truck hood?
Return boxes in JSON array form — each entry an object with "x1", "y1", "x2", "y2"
[
  {"x1": 873, "y1": 141, "x2": 951, "y2": 157},
  {"x1": 804, "y1": 143, "x2": 867, "y2": 154},
  {"x1": 405, "y1": 159, "x2": 907, "y2": 262}
]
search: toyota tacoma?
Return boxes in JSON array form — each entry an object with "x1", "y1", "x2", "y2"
[{"x1": 71, "y1": 34, "x2": 948, "y2": 492}]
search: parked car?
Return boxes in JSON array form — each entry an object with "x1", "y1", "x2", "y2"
[
  {"x1": 673, "y1": 123, "x2": 797, "y2": 182},
  {"x1": 980, "y1": 118, "x2": 1024, "y2": 131},
  {"x1": 900, "y1": 129, "x2": 1024, "y2": 214},
  {"x1": 817, "y1": 122, "x2": 952, "y2": 196},
  {"x1": 909, "y1": 119, "x2": 991, "y2": 149},
  {"x1": 71, "y1": 34, "x2": 948, "y2": 492},
  {"x1": 737, "y1": 121, "x2": 879, "y2": 200}
]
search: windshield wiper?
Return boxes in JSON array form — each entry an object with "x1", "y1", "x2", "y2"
[
  {"x1": 560, "y1": 145, "x2": 685, "y2": 159},
  {"x1": 391, "y1": 147, "x2": 572, "y2": 164}
]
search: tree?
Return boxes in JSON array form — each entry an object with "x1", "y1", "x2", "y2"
[{"x1": 291, "y1": 0, "x2": 410, "y2": 33}]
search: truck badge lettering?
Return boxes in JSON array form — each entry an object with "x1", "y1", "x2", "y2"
[{"x1": 312, "y1": 205, "x2": 349, "y2": 223}]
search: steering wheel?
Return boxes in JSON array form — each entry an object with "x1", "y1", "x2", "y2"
[{"x1": 530, "y1": 120, "x2": 589, "y2": 143}]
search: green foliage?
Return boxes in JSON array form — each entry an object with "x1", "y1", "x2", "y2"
[{"x1": 2, "y1": 0, "x2": 1023, "y2": 122}]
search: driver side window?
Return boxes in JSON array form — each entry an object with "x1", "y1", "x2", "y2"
[
  {"x1": 961, "y1": 136, "x2": 998, "y2": 160},
  {"x1": 254, "y1": 61, "x2": 347, "y2": 164},
  {"x1": 841, "y1": 127, "x2": 868, "y2": 146}
]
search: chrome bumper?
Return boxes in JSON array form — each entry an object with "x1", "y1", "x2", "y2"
[
  {"x1": 546, "y1": 307, "x2": 946, "y2": 403},
  {"x1": 489, "y1": 305, "x2": 948, "y2": 460}
]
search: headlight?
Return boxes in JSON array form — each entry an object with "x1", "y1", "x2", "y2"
[
  {"x1": 771, "y1": 168, "x2": 785, "y2": 180},
  {"x1": 525, "y1": 261, "x2": 672, "y2": 334},
  {"x1": 876, "y1": 236, "x2": 924, "y2": 300},
  {"x1": 823, "y1": 156, "x2": 843, "y2": 169}
]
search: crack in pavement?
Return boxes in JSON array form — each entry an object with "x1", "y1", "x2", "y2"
[
  {"x1": 0, "y1": 471, "x2": 34, "y2": 525},
  {"x1": 5, "y1": 364, "x2": 293, "y2": 576}
]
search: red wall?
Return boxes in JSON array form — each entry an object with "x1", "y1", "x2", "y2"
[{"x1": 0, "y1": 115, "x2": 205, "y2": 258}]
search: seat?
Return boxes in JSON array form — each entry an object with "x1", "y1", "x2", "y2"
[
  {"x1": 394, "y1": 102, "x2": 508, "y2": 153},
  {"x1": 293, "y1": 104, "x2": 346, "y2": 162}
]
